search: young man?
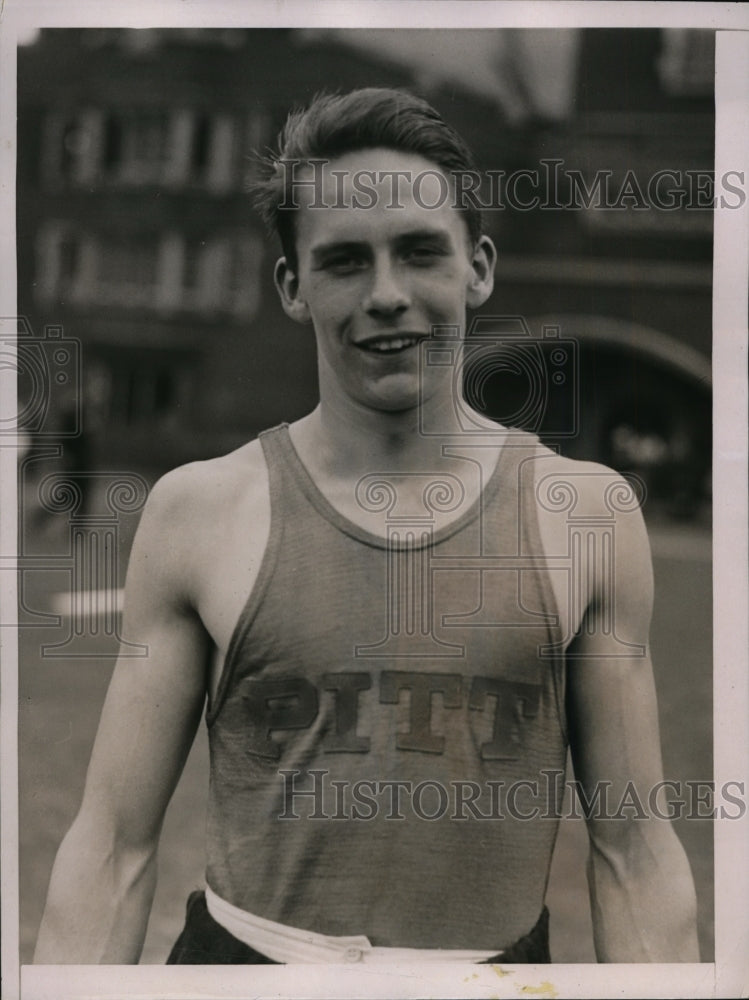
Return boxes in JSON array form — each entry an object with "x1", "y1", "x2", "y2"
[{"x1": 34, "y1": 88, "x2": 699, "y2": 965}]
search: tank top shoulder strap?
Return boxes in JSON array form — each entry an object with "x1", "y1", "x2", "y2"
[
  {"x1": 257, "y1": 422, "x2": 310, "y2": 518},
  {"x1": 478, "y1": 429, "x2": 544, "y2": 535},
  {"x1": 500, "y1": 430, "x2": 567, "y2": 743},
  {"x1": 206, "y1": 425, "x2": 294, "y2": 725},
  {"x1": 484, "y1": 430, "x2": 559, "y2": 536}
]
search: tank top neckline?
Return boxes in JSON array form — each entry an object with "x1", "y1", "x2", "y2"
[{"x1": 262, "y1": 422, "x2": 535, "y2": 552}]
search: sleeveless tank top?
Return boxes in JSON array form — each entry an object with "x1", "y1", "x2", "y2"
[{"x1": 205, "y1": 425, "x2": 568, "y2": 950}]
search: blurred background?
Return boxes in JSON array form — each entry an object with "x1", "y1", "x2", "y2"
[{"x1": 16, "y1": 27, "x2": 713, "y2": 964}]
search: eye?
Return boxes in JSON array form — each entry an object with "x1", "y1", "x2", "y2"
[
  {"x1": 321, "y1": 253, "x2": 368, "y2": 275},
  {"x1": 403, "y1": 244, "x2": 445, "y2": 265}
]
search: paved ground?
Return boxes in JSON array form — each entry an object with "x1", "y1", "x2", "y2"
[{"x1": 17, "y1": 513, "x2": 713, "y2": 964}]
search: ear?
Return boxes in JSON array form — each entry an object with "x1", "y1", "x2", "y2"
[
  {"x1": 274, "y1": 257, "x2": 311, "y2": 325},
  {"x1": 466, "y1": 235, "x2": 497, "y2": 309}
]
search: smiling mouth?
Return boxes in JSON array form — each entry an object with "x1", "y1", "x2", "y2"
[{"x1": 356, "y1": 335, "x2": 424, "y2": 354}]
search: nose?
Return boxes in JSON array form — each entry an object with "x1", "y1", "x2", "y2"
[{"x1": 362, "y1": 258, "x2": 410, "y2": 318}]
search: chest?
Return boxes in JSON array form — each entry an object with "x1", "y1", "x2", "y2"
[{"x1": 198, "y1": 500, "x2": 587, "y2": 707}]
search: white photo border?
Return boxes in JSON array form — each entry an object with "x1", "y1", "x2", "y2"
[{"x1": 2, "y1": 3, "x2": 747, "y2": 999}]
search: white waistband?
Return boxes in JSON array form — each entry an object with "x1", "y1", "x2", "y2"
[{"x1": 205, "y1": 886, "x2": 499, "y2": 964}]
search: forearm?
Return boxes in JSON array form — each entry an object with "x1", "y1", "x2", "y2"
[
  {"x1": 34, "y1": 815, "x2": 158, "y2": 964},
  {"x1": 586, "y1": 823, "x2": 699, "y2": 962}
]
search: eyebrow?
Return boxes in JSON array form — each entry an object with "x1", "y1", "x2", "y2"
[
  {"x1": 395, "y1": 229, "x2": 453, "y2": 250},
  {"x1": 309, "y1": 229, "x2": 454, "y2": 263},
  {"x1": 310, "y1": 240, "x2": 369, "y2": 264}
]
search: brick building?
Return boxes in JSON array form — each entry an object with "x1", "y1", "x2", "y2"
[{"x1": 17, "y1": 27, "x2": 714, "y2": 513}]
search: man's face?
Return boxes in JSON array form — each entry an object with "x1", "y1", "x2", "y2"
[{"x1": 275, "y1": 148, "x2": 496, "y2": 415}]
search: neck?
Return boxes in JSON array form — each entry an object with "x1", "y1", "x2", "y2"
[{"x1": 290, "y1": 390, "x2": 500, "y2": 483}]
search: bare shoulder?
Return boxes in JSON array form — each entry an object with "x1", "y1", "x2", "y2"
[
  {"x1": 530, "y1": 448, "x2": 652, "y2": 615},
  {"x1": 128, "y1": 438, "x2": 269, "y2": 611},
  {"x1": 145, "y1": 438, "x2": 267, "y2": 530},
  {"x1": 532, "y1": 449, "x2": 647, "y2": 531}
]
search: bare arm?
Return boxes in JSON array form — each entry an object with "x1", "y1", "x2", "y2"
[
  {"x1": 566, "y1": 472, "x2": 699, "y2": 962},
  {"x1": 34, "y1": 468, "x2": 211, "y2": 964}
]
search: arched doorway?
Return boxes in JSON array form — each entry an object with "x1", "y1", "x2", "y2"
[{"x1": 466, "y1": 313, "x2": 711, "y2": 518}]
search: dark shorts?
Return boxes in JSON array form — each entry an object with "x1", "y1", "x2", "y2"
[{"x1": 166, "y1": 891, "x2": 551, "y2": 964}]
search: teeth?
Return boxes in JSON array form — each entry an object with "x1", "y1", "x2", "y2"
[{"x1": 364, "y1": 337, "x2": 418, "y2": 352}]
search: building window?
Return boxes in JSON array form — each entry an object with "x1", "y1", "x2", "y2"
[
  {"x1": 91, "y1": 349, "x2": 196, "y2": 429},
  {"x1": 227, "y1": 233, "x2": 264, "y2": 318},
  {"x1": 241, "y1": 110, "x2": 272, "y2": 187},
  {"x1": 190, "y1": 115, "x2": 211, "y2": 175},
  {"x1": 95, "y1": 238, "x2": 160, "y2": 306},
  {"x1": 204, "y1": 114, "x2": 236, "y2": 191},
  {"x1": 179, "y1": 232, "x2": 263, "y2": 317},
  {"x1": 43, "y1": 107, "x2": 172, "y2": 187},
  {"x1": 35, "y1": 224, "x2": 85, "y2": 302},
  {"x1": 42, "y1": 106, "x2": 242, "y2": 190},
  {"x1": 115, "y1": 110, "x2": 172, "y2": 185},
  {"x1": 181, "y1": 236, "x2": 222, "y2": 312},
  {"x1": 35, "y1": 223, "x2": 161, "y2": 308},
  {"x1": 41, "y1": 109, "x2": 103, "y2": 187},
  {"x1": 36, "y1": 224, "x2": 264, "y2": 317}
]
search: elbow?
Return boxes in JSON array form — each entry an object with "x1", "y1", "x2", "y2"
[{"x1": 53, "y1": 806, "x2": 159, "y2": 908}]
